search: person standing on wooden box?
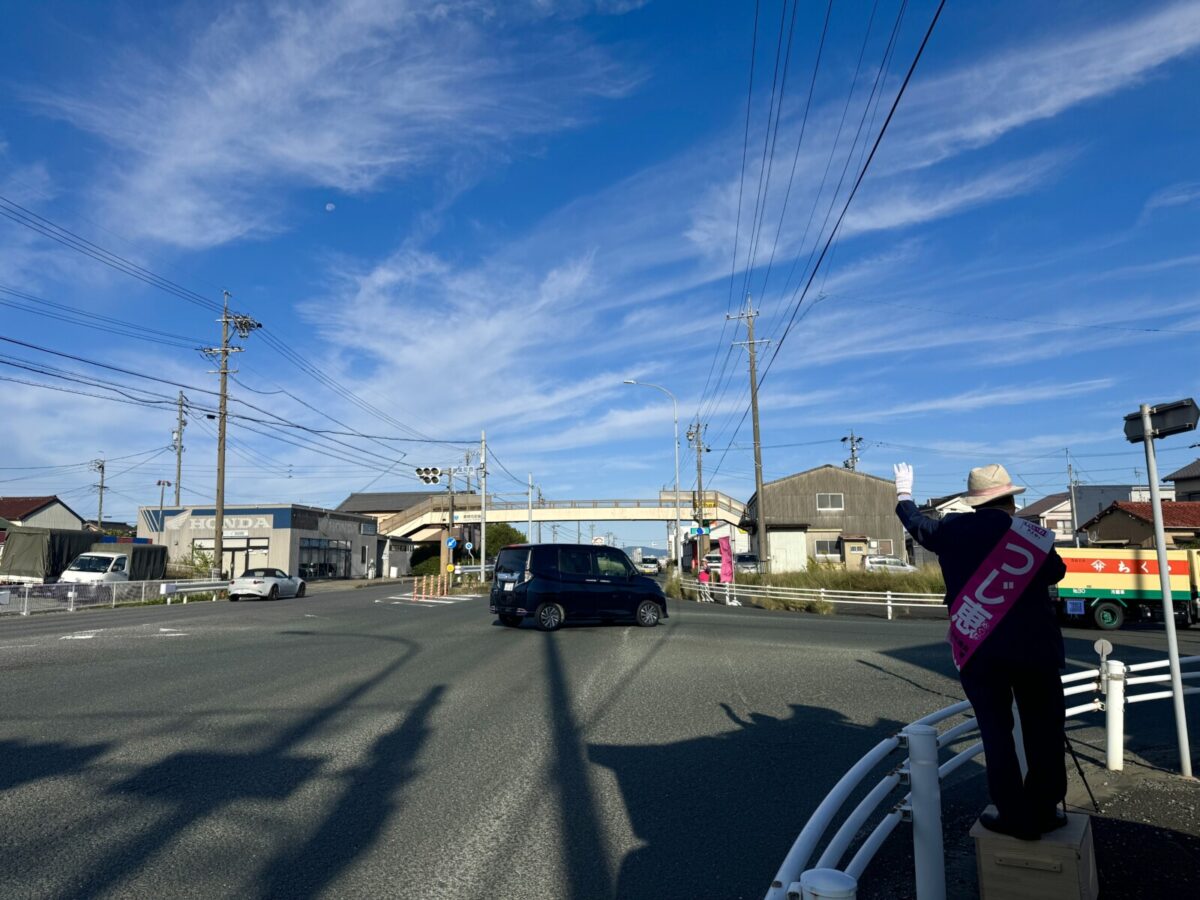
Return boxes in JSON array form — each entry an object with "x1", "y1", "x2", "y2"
[{"x1": 893, "y1": 462, "x2": 1070, "y2": 841}]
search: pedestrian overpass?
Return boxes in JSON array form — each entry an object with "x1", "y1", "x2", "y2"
[{"x1": 378, "y1": 491, "x2": 745, "y2": 542}]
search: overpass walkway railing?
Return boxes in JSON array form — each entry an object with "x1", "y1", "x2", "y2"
[
  {"x1": 765, "y1": 649, "x2": 1200, "y2": 899},
  {"x1": 379, "y1": 492, "x2": 746, "y2": 536}
]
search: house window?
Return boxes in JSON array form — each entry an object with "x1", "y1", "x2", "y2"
[
  {"x1": 876, "y1": 539, "x2": 893, "y2": 555},
  {"x1": 816, "y1": 493, "x2": 844, "y2": 512},
  {"x1": 815, "y1": 540, "x2": 840, "y2": 558}
]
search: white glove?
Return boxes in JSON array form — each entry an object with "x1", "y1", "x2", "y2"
[{"x1": 894, "y1": 462, "x2": 914, "y2": 498}]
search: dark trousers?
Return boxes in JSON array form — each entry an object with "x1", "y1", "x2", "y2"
[{"x1": 960, "y1": 657, "x2": 1067, "y2": 822}]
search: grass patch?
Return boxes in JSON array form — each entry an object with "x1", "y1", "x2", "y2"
[{"x1": 735, "y1": 562, "x2": 945, "y2": 595}]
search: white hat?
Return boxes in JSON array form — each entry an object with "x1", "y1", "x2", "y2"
[{"x1": 963, "y1": 463, "x2": 1025, "y2": 507}]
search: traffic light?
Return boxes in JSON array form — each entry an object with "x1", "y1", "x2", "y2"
[{"x1": 416, "y1": 467, "x2": 442, "y2": 484}]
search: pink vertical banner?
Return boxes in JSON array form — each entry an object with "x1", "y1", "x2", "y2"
[{"x1": 718, "y1": 536, "x2": 733, "y2": 583}]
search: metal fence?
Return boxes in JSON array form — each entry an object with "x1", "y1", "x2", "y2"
[
  {"x1": 681, "y1": 579, "x2": 946, "y2": 620},
  {"x1": 0, "y1": 580, "x2": 229, "y2": 617},
  {"x1": 765, "y1": 650, "x2": 1200, "y2": 900}
]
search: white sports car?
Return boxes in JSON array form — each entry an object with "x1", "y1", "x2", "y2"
[{"x1": 229, "y1": 568, "x2": 307, "y2": 601}]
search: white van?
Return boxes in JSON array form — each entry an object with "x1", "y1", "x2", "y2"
[{"x1": 59, "y1": 552, "x2": 131, "y2": 584}]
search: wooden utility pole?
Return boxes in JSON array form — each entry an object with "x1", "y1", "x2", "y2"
[{"x1": 729, "y1": 298, "x2": 770, "y2": 573}]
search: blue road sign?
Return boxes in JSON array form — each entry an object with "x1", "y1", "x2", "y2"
[
  {"x1": 447, "y1": 537, "x2": 458, "y2": 549},
  {"x1": 464, "y1": 542, "x2": 474, "y2": 551},
  {"x1": 689, "y1": 527, "x2": 711, "y2": 536}
]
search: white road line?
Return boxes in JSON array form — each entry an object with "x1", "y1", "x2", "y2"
[
  {"x1": 59, "y1": 634, "x2": 95, "y2": 640},
  {"x1": 155, "y1": 633, "x2": 188, "y2": 637}
]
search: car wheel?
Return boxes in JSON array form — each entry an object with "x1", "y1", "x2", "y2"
[
  {"x1": 535, "y1": 603, "x2": 563, "y2": 632},
  {"x1": 229, "y1": 595, "x2": 239, "y2": 602},
  {"x1": 296, "y1": 583, "x2": 306, "y2": 598},
  {"x1": 1093, "y1": 601, "x2": 1124, "y2": 630},
  {"x1": 636, "y1": 600, "x2": 661, "y2": 627},
  {"x1": 499, "y1": 613, "x2": 522, "y2": 627},
  {"x1": 268, "y1": 585, "x2": 279, "y2": 601}
]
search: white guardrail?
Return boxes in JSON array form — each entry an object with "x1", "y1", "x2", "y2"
[
  {"x1": 766, "y1": 649, "x2": 1200, "y2": 900},
  {"x1": 0, "y1": 579, "x2": 230, "y2": 616},
  {"x1": 683, "y1": 579, "x2": 946, "y2": 619}
]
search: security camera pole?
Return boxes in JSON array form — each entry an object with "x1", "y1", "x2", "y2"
[{"x1": 1125, "y1": 398, "x2": 1198, "y2": 777}]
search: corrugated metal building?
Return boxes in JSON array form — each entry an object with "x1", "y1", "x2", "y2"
[{"x1": 741, "y1": 465, "x2": 907, "y2": 572}]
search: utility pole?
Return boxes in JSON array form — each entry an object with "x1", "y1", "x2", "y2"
[
  {"x1": 537, "y1": 487, "x2": 544, "y2": 542},
  {"x1": 1067, "y1": 449, "x2": 1080, "y2": 547},
  {"x1": 157, "y1": 479, "x2": 172, "y2": 538},
  {"x1": 202, "y1": 290, "x2": 261, "y2": 579},
  {"x1": 528, "y1": 474, "x2": 534, "y2": 542},
  {"x1": 480, "y1": 431, "x2": 488, "y2": 580},
  {"x1": 577, "y1": 522, "x2": 582, "y2": 543},
  {"x1": 842, "y1": 430, "x2": 863, "y2": 471},
  {"x1": 173, "y1": 392, "x2": 186, "y2": 506},
  {"x1": 730, "y1": 297, "x2": 771, "y2": 573},
  {"x1": 92, "y1": 458, "x2": 106, "y2": 531},
  {"x1": 688, "y1": 420, "x2": 709, "y2": 566}
]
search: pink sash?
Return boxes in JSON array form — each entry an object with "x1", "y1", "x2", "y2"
[{"x1": 948, "y1": 517, "x2": 1056, "y2": 670}]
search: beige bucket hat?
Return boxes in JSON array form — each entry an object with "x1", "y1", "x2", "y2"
[{"x1": 963, "y1": 463, "x2": 1025, "y2": 507}]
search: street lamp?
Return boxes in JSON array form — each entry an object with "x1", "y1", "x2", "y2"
[
  {"x1": 623, "y1": 380, "x2": 682, "y2": 575},
  {"x1": 156, "y1": 479, "x2": 172, "y2": 541}
]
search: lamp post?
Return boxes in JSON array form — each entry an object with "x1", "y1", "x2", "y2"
[
  {"x1": 156, "y1": 479, "x2": 172, "y2": 541},
  {"x1": 623, "y1": 380, "x2": 682, "y2": 575}
]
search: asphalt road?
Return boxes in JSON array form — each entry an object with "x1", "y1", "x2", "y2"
[{"x1": 0, "y1": 586, "x2": 1196, "y2": 899}]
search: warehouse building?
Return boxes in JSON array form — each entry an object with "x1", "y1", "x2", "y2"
[
  {"x1": 741, "y1": 465, "x2": 907, "y2": 572},
  {"x1": 137, "y1": 504, "x2": 381, "y2": 580}
]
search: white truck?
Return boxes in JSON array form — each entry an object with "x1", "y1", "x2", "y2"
[{"x1": 58, "y1": 546, "x2": 168, "y2": 585}]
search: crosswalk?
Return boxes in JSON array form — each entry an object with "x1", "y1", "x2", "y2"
[{"x1": 376, "y1": 594, "x2": 484, "y2": 608}]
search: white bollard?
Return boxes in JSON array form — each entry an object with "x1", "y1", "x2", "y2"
[
  {"x1": 1105, "y1": 659, "x2": 1126, "y2": 771},
  {"x1": 886, "y1": 590, "x2": 893, "y2": 621},
  {"x1": 903, "y1": 723, "x2": 946, "y2": 900},
  {"x1": 793, "y1": 868, "x2": 857, "y2": 899}
]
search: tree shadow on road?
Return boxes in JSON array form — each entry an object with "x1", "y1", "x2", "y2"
[
  {"x1": 0, "y1": 738, "x2": 110, "y2": 792},
  {"x1": 588, "y1": 702, "x2": 905, "y2": 899},
  {"x1": 256, "y1": 683, "x2": 446, "y2": 900},
  {"x1": 64, "y1": 636, "x2": 422, "y2": 900}
]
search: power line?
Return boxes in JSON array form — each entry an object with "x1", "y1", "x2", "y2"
[
  {"x1": 698, "y1": 0, "x2": 763, "y2": 415},
  {"x1": 0, "y1": 195, "x2": 465, "y2": 451},
  {"x1": 0, "y1": 284, "x2": 204, "y2": 349},
  {"x1": 761, "y1": 0, "x2": 946, "y2": 388},
  {"x1": 0, "y1": 195, "x2": 224, "y2": 313}
]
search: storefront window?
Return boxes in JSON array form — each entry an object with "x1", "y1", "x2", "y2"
[{"x1": 299, "y1": 538, "x2": 351, "y2": 580}]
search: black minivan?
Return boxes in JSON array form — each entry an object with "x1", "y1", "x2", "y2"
[{"x1": 489, "y1": 543, "x2": 668, "y2": 631}]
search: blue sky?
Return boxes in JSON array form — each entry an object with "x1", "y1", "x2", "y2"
[{"x1": 2, "y1": 0, "x2": 1199, "y2": 545}]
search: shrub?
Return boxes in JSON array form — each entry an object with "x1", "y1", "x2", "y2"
[{"x1": 411, "y1": 556, "x2": 443, "y2": 577}]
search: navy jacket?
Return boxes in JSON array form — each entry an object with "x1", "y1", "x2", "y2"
[{"x1": 896, "y1": 500, "x2": 1067, "y2": 669}]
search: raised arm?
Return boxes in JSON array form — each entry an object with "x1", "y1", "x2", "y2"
[{"x1": 893, "y1": 462, "x2": 947, "y2": 554}]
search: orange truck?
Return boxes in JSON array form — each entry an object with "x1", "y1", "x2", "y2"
[{"x1": 1053, "y1": 548, "x2": 1200, "y2": 630}]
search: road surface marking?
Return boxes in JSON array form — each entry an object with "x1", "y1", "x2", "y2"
[{"x1": 60, "y1": 634, "x2": 96, "y2": 640}]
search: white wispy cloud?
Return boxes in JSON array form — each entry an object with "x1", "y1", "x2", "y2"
[
  {"x1": 1142, "y1": 181, "x2": 1200, "y2": 217},
  {"x1": 885, "y1": 1, "x2": 1200, "y2": 171},
  {"x1": 841, "y1": 152, "x2": 1068, "y2": 237},
  {"x1": 28, "y1": 0, "x2": 639, "y2": 248},
  {"x1": 856, "y1": 379, "x2": 1115, "y2": 422}
]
